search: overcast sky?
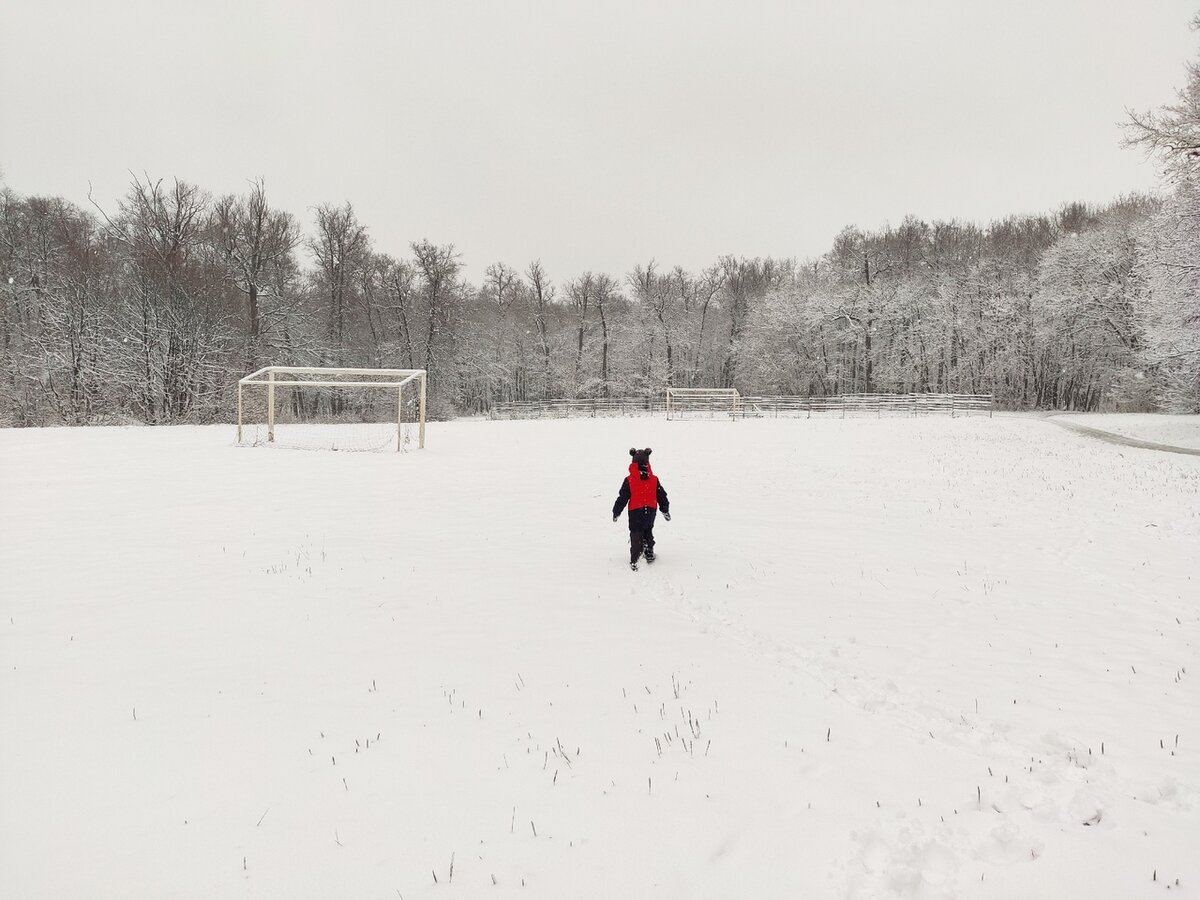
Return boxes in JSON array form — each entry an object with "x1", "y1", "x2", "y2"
[{"x1": 0, "y1": 0, "x2": 1194, "y2": 281}]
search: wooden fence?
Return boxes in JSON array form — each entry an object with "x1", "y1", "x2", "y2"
[
  {"x1": 490, "y1": 393, "x2": 993, "y2": 420},
  {"x1": 735, "y1": 393, "x2": 994, "y2": 418},
  {"x1": 490, "y1": 397, "x2": 666, "y2": 419}
]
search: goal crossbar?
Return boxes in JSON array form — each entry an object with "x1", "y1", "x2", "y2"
[
  {"x1": 239, "y1": 378, "x2": 424, "y2": 389},
  {"x1": 240, "y1": 365, "x2": 425, "y2": 384}
]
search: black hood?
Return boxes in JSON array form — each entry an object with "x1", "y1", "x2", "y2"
[{"x1": 629, "y1": 447, "x2": 652, "y2": 479}]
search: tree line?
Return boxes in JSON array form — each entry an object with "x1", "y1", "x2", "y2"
[{"x1": 2, "y1": 23, "x2": 1198, "y2": 425}]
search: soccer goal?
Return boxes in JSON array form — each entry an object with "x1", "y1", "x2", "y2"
[
  {"x1": 236, "y1": 366, "x2": 426, "y2": 452},
  {"x1": 665, "y1": 387, "x2": 741, "y2": 420}
]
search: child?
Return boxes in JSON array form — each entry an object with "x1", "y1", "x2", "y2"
[{"x1": 612, "y1": 447, "x2": 671, "y2": 571}]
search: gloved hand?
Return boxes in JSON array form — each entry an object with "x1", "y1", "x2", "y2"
[
  {"x1": 663, "y1": 512, "x2": 671, "y2": 522},
  {"x1": 613, "y1": 516, "x2": 619, "y2": 523}
]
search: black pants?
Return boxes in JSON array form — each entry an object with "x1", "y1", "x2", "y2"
[{"x1": 628, "y1": 507, "x2": 657, "y2": 563}]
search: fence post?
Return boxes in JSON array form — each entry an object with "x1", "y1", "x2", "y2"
[
  {"x1": 418, "y1": 374, "x2": 427, "y2": 449},
  {"x1": 267, "y1": 369, "x2": 275, "y2": 442},
  {"x1": 397, "y1": 383, "x2": 403, "y2": 452}
]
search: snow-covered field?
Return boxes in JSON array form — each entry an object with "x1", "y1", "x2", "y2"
[{"x1": 2, "y1": 416, "x2": 1198, "y2": 899}]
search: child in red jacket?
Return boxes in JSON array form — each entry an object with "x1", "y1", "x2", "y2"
[{"x1": 612, "y1": 447, "x2": 671, "y2": 571}]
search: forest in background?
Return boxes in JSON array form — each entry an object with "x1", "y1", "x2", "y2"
[{"x1": 2, "y1": 26, "x2": 1198, "y2": 425}]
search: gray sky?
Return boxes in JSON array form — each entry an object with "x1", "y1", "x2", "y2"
[{"x1": 0, "y1": 0, "x2": 1194, "y2": 281}]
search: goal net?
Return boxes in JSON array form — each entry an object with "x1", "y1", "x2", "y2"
[
  {"x1": 665, "y1": 387, "x2": 741, "y2": 420},
  {"x1": 236, "y1": 367, "x2": 426, "y2": 452}
]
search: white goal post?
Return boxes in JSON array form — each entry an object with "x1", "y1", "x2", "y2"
[
  {"x1": 237, "y1": 366, "x2": 426, "y2": 451},
  {"x1": 665, "y1": 387, "x2": 741, "y2": 420}
]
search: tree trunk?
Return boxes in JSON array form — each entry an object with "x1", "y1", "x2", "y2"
[{"x1": 599, "y1": 306, "x2": 610, "y2": 397}]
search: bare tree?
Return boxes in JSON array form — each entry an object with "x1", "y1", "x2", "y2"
[
  {"x1": 0, "y1": 194, "x2": 115, "y2": 424},
  {"x1": 411, "y1": 239, "x2": 461, "y2": 389},
  {"x1": 98, "y1": 176, "x2": 228, "y2": 422},
  {"x1": 680, "y1": 265, "x2": 722, "y2": 386},
  {"x1": 717, "y1": 256, "x2": 790, "y2": 389},
  {"x1": 565, "y1": 271, "x2": 596, "y2": 395},
  {"x1": 482, "y1": 262, "x2": 525, "y2": 402},
  {"x1": 629, "y1": 261, "x2": 681, "y2": 389},
  {"x1": 1125, "y1": 20, "x2": 1200, "y2": 410},
  {"x1": 525, "y1": 259, "x2": 555, "y2": 397},
  {"x1": 1125, "y1": 15, "x2": 1200, "y2": 180},
  {"x1": 372, "y1": 253, "x2": 417, "y2": 368},
  {"x1": 212, "y1": 179, "x2": 300, "y2": 364},
  {"x1": 41, "y1": 200, "x2": 111, "y2": 423},
  {"x1": 356, "y1": 252, "x2": 389, "y2": 362},
  {"x1": 593, "y1": 273, "x2": 620, "y2": 397},
  {"x1": 485, "y1": 262, "x2": 519, "y2": 310},
  {"x1": 309, "y1": 202, "x2": 369, "y2": 349}
]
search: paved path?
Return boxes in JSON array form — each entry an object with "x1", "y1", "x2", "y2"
[{"x1": 1046, "y1": 417, "x2": 1200, "y2": 457}]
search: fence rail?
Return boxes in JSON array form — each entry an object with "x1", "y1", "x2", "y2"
[
  {"x1": 491, "y1": 393, "x2": 994, "y2": 420},
  {"x1": 490, "y1": 397, "x2": 666, "y2": 419},
  {"x1": 736, "y1": 393, "x2": 994, "y2": 418}
]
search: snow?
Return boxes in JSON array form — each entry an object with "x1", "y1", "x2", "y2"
[
  {"x1": 1, "y1": 417, "x2": 1198, "y2": 899},
  {"x1": 1058, "y1": 413, "x2": 1200, "y2": 450}
]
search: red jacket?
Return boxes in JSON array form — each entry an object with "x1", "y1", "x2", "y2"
[
  {"x1": 627, "y1": 463, "x2": 659, "y2": 510},
  {"x1": 613, "y1": 464, "x2": 670, "y2": 518}
]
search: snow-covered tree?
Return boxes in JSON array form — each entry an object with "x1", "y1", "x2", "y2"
[
  {"x1": 212, "y1": 179, "x2": 300, "y2": 366},
  {"x1": 1136, "y1": 189, "x2": 1200, "y2": 410},
  {"x1": 1125, "y1": 16, "x2": 1200, "y2": 411}
]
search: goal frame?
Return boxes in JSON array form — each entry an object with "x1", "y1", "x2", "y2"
[
  {"x1": 237, "y1": 366, "x2": 427, "y2": 450},
  {"x1": 665, "y1": 387, "x2": 741, "y2": 420}
]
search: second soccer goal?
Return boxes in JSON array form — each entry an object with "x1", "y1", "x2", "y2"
[{"x1": 665, "y1": 387, "x2": 741, "y2": 420}]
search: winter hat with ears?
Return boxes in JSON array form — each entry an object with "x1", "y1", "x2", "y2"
[{"x1": 629, "y1": 447, "x2": 652, "y2": 480}]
